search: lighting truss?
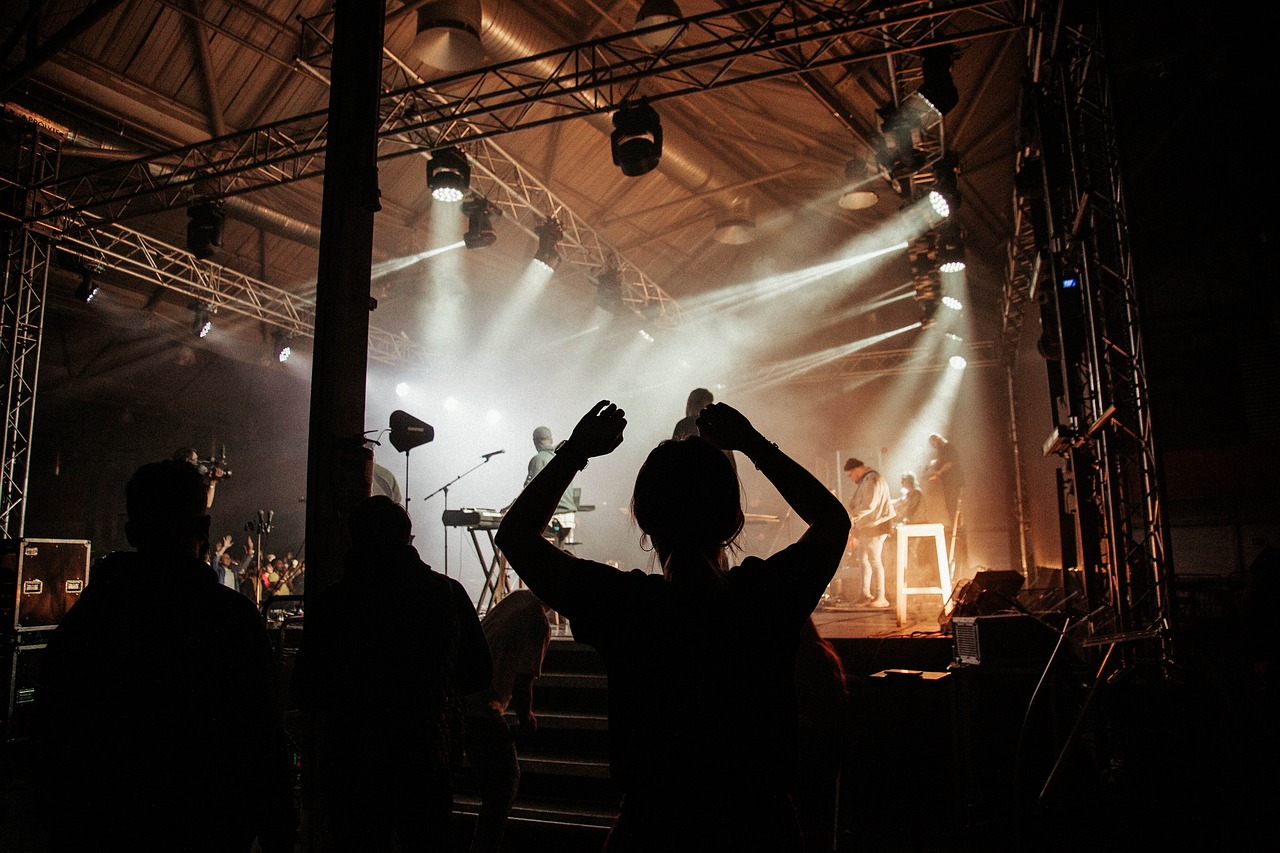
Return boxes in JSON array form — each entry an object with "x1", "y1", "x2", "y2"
[
  {"x1": 302, "y1": 26, "x2": 684, "y2": 323},
  {"x1": 28, "y1": 0, "x2": 1025, "y2": 226},
  {"x1": 0, "y1": 113, "x2": 60, "y2": 539},
  {"x1": 55, "y1": 219, "x2": 427, "y2": 368}
]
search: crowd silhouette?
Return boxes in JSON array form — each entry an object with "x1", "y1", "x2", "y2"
[{"x1": 27, "y1": 396, "x2": 866, "y2": 853}]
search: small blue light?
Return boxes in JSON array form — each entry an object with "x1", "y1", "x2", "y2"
[{"x1": 1061, "y1": 277, "x2": 1078, "y2": 289}]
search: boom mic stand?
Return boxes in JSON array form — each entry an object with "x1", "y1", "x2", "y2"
[{"x1": 422, "y1": 454, "x2": 500, "y2": 578}]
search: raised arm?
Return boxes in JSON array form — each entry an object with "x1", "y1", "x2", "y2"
[
  {"x1": 697, "y1": 404, "x2": 850, "y2": 583},
  {"x1": 495, "y1": 401, "x2": 626, "y2": 608}
]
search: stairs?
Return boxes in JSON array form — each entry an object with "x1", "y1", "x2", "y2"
[{"x1": 453, "y1": 633, "x2": 618, "y2": 851}]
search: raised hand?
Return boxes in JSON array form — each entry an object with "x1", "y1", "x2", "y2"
[
  {"x1": 696, "y1": 402, "x2": 764, "y2": 452},
  {"x1": 566, "y1": 400, "x2": 627, "y2": 458}
]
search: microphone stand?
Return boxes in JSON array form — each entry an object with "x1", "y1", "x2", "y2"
[{"x1": 422, "y1": 455, "x2": 499, "y2": 578}]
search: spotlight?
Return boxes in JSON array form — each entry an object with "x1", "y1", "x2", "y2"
[
  {"x1": 942, "y1": 295, "x2": 963, "y2": 311},
  {"x1": 635, "y1": 0, "x2": 681, "y2": 49},
  {"x1": 930, "y1": 150, "x2": 961, "y2": 217},
  {"x1": 75, "y1": 273, "x2": 98, "y2": 303},
  {"x1": 533, "y1": 219, "x2": 563, "y2": 271},
  {"x1": 192, "y1": 302, "x2": 213, "y2": 338},
  {"x1": 395, "y1": 382, "x2": 410, "y2": 398},
  {"x1": 428, "y1": 146, "x2": 470, "y2": 203},
  {"x1": 612, "y1": 99, "x2": 663, "y2": 177},
  {"x1": 938, "y1": 222, "x2": 965, "y2": 272},
  {"x1": 461, "y1": 196, "x2": 497, "y2": 248},
  {"x1": 839, "y1": 159, "x2": 879, "y2": 210},
  {"x1": 594, "y1": 266, "x2": 625, "y2": 313},
  {"x1": 273, "y1": 330, "x2": 294, "y2": 363},
  {"x1": 927, "y1": 189, "x2": 951, "y2": 220},
  {"x1": 186, "y1": 200, "x2": 225, "y2": 260},
  {"x1": 917, "y1": 45, "x2": 959, "y2": 117},
  {"x1": 713, "y1": 197, "x2": 756, "y2": 245},
  {"x1": 410, "y1": 0, "x2": 484, "y2": 72},
  {"x1": 949, "y1": 355, "x2": 968, "y2": 370}
]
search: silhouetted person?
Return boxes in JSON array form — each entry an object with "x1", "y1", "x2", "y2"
[
  {"x1": 463, "y1": 588, "x2": 552, "y2": 853},
  {"x1": 497, "y1": 400, "x2": 850, "y2": 851},
  {"x1": 34, "y1": 459, "x2": 297, "y2": 852},
  {"x1": 924, "y1": 433, "x2": 963, "y2": 525},
  {"x1": 793, "y1": 618, "x2": 850, "y2": 853},
  {"x1": 672, "y1": 387, "x2": 714, "y2": 440},
  {"x1": 292, "y1": 495, "x2": 491, "y2": 852}
]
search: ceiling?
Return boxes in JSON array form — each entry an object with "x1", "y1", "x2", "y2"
[
  {"x1": 4, "y1": 0, "x2": 1029, "y2": 346},
  {"x1": 1, "y1": 0, "x2": 1035, "y2": 561}
]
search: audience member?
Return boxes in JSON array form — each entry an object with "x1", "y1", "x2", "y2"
[
  {"x1": 292, "y1": 495, "x2": 491, "y2": 852},
  {"x1": 496, "y1": 400, "x2": 849, "y2": 851},
  {"x1": 34, "y1": 459, "x2": 297, "y2": 852},
  {"x1": 793, "y1": 618, "x2": 850, "y2": 853},
  {"x1": 463, "y1": 588, "x2": 552, "y2": 853}
]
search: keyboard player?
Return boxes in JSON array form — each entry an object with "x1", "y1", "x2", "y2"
[{"x1": 520, "y1": 425, "x2": 580, "y2": 551}]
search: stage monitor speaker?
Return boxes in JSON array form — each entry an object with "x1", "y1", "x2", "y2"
[
  {"x1": 952, "y1": 613, "x2": 1056, "y2": 668},
  {"x1": 951, "y1": 569, "x2": 1025, "y2": 618},
  {"x1": 2, "y1": 538, "x2": 91, "y2": 634}
]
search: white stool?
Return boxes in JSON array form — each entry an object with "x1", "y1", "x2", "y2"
[{"x1": 895, "y1": 523, "x2": 952, "y2": 627}]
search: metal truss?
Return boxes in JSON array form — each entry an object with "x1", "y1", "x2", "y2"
[
  {"x1": 298, "y1": 31, "x2": 682, "y2": 322},
  {"x1": 750, "y1": 339, "x2": 995, "y2": 385},
  {"x1": 1032, "y1": 0, "x2": 1172, "y2": 662},
  {"x1": 0, "y1": 108, "x2": 62, "y2": 538},
  {"x1": 55, "y1": 219, "x2": 426, "y2": 368},
  {"x1": 29, "y1": 0, "x2": 1025, "y2": 228}
]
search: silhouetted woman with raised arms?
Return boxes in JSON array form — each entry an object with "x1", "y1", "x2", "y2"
[{"x1": 496, "y1": 400, "x2": 850, "y2": 852}]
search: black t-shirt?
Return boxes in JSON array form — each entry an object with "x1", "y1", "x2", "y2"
[{"x1": 558, "y1": 541, "x2": 828, "y2": 799}]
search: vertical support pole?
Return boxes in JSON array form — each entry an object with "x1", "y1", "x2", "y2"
[
  {"x1": 303, "y1": 0, "x2": 386, "y2": 595},
  {"x1": 0, "y1": 113, "x2": 61, "y2": 540}
]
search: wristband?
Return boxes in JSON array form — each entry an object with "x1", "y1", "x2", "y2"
[{"x1": 554, "y1": 440, "x2": 589, "y2": 471}]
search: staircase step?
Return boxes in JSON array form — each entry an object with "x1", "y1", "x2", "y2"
[{"x1": 454, "y1": 793, "x2": 618, "y2": 828}]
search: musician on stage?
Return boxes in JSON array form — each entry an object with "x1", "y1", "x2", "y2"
[{"x1": 524, "y1": 426, "x2": 579, "y2": 550}]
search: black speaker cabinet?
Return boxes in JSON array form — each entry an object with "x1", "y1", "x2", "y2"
[
  {"x1": 1, "y1": 538, "x2": 91, "y2": 634},
  {"x1": 2, "y1": 640, "x2": 45, "y2": 740},
  {"x1": 952, "y1": 613, "x2": 1057, "y2": 668}
]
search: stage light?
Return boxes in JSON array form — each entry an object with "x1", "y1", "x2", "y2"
[
  {"x1": 428, "y1": 146, "x2": 469, "y2": 203},
  {"x1": 273, "y1": 330, "x2": 293, "y2": 363},
  {"x1": 192, "y1": 302, "x2": 213, "y2": 338},
  {"x1": 635, "y1": 0, "x2": 681, "y2": 49},
  {"x1": 942, "y1": 295, "x2": 963, "y2": 311},
  {"x1": 949, "y1": 355, "x2": 967, "y2": 370},
  {"x1": 443, "y1": 396, "x2": 460, "y2": 411},
  {"x1": 186, "y1": 200, "x2": 225, "y2": 260},
  {"x1": 461, "y1": 196, "x2": 497, "y2": 248},
  {"x1": 917, "y1": 45, "x2": 959, "y2": 117},
  {"x1": 638, "y1": 329, "x2": 655, "y2": 343},
  {"x1": 839, "y1": 158, "x2": 879, "y2": 210},
  {"x1": 938, "y1": 222, "x2": 965, "y2": 273},
  {"x1": 395, "y1": 382, "x2": 409, "y2": 398},
  {"x1": 75, "y1": 274, "x2": 98, "y2": 303},
  {"x1": 533, "y1": 219, "x2": 563, "y2": 271},
  {"x1": 612, "y1": 99, "x2": 663, "y2": 177},
  {"x1": 713, "y1": 197, "x2": 756, "y2": 245},
  {"x1": 594, "y1": 266, "x2": 625, "y2": 313},
  {"x1": 410, "y1": 0, "x2": 484, "y2": 72},
  {"x1": 931, "y1": 151, "x2": 961, "y2": 217}
]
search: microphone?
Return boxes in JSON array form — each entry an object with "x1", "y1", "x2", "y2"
[{"x1": 481, "y1": 449, "x2": 505, "y2": 460}]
